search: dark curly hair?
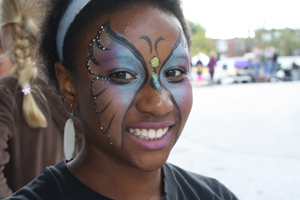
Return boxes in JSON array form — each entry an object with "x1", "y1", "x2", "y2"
[{"x1": 38, "y1": 0, "x2": 191, "y2": 94}]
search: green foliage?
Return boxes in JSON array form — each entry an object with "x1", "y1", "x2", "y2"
[
  {"x1": 254, "y1": 28, "x2": 300, "y2": 56},
  {"x1": 188, "y1": 21, "x2": 205, "y2": 35},
  {"x1": 188, "y1": 20, "x2": 215, "y2": 56}
]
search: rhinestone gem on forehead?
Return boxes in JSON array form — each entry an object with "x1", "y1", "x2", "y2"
[{"x1": 150, "y1": 56, "x2": 160, "y2": 68}]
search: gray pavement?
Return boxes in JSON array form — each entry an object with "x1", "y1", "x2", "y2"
[{"x1": 167, "y1": 81, "x2": 300, "y2": 200}]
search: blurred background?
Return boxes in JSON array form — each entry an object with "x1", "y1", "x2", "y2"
[{"x1": 167, "y1": 0, "x2": 300, "y2": 200}]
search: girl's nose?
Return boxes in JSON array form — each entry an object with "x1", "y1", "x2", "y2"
[{"x1": 135, "y1": 86, "x2": 173, "y2": 117}]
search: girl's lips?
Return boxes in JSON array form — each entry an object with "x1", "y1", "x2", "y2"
[{"x1": 128, "y1": 128, "x2": 173, "y2": 150}]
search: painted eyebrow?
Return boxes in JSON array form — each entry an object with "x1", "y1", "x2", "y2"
[
  {"x1": 171, "y1": 53, "x2": 189, "y2": 60},
  {"x1": 105, "y1": 22, "x2": 147, "y2": 71},
  {"x1": 160, "y1": 29, "x2": 182, "y2": 70},
  {"x1": 100, "y1": 55, "x2": 135, "y2": 63},
  {"x1": 140, "y1": 35, "x2": 152, "y2": 54}
]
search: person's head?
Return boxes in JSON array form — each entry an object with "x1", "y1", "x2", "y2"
[
  {"x1": 209, "y1": 50, "x2": 217, "y2": 59},
  {"x1": 39, "y1": 0, "x2": 193, "y2": 171},
  {"x1": 0, "y1": 0, "x2": 47, "y2": 128}
]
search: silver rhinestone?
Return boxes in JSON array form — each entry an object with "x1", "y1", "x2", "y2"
[
  {"x1": 93, "y1": 39, "x2": 95, "y2": 42},
  {"x1": 91, "y1": 71, "x2": 93, "y2": 73},
  {"x1": 101, "y1": 26, "x2": 103, "y2": 29},
  {"x1": 110, "y1": 142, "x2": 113, "y2": 145},
  {"x1": 108, "y1": 135, "x2": 110, "y2": 137},
  {"x1": 100, "y1": 127, "x2": 103, "y2": 130},
  {"x1": 103, "y1": 47, "x2": 106, "y2": 50},
  {"x1": 96, "y1": 77, "x2": 99, "y2": 79}
]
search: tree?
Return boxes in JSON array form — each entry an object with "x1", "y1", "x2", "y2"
[
  {"x1": 254, "y1": 28, "x2": 300, "y2": 56},
  {"x1": 188, "y1": 20, "x2": 215, "y2": 56}
]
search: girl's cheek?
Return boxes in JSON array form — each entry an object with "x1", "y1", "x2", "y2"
[
  {"x1": 164, "y1": 79, "x2": 193, "y2": 116},
  {"x1": 90, "y1": 76, "x2": 142, "y2": 135}
]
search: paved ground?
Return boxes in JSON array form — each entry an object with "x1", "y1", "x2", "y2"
[{"x1": 167, "y1": 81, "x2": 300, "y2": 200}]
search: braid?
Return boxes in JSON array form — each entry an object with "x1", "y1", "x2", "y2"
[{"x1": 0, "y1": 0, "x2": 47, "y2": 128}]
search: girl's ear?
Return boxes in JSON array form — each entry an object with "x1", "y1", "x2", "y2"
[{"x1": 55, "y1": 61, "x2": 78, "y2": 109}]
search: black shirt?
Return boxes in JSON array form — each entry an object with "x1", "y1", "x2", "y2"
[{"x1": 5, "y1": 160, "x2": 238, "y2": 200}]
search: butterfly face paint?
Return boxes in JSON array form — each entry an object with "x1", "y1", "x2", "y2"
[
  {"x1": 86, "y1": 21, "x2": 147, "y2": 150},
  {"x1": 83, "y1": 11, "x2": 191, "y2": 156}
]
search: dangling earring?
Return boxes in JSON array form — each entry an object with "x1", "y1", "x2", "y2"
[{"x1": 64, "y1": 103, "x2": 76, "y2": 160}]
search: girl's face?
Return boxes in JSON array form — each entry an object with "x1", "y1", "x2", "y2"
[{"x1": 72, "y1": 4, "x2": 192, "y2": 171}]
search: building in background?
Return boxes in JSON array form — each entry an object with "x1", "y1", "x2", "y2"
[
  {"x1": 213, "y1": 38, "x2": 253, "y2": 59},
  {"x1": 212, "y1": 28, "x2": 300, "y2": 58}
]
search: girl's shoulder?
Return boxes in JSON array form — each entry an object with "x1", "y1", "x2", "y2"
[
  {"x1": 163, "y1": 163, "x2": 238, "y2": 200},
  {"x1": 4, "y1": 160, "x2": 73, "y2": 200},
  {"x1": 5, "y1": 160, "x2": 111, "y2": 200}
]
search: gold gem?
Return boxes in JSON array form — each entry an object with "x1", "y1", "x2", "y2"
[{"x1": 150, "y1": 56, "x2": 161, "y2": 68}]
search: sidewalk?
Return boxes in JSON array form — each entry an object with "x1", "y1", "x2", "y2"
[{"x1": 167, "y1": 82, "x2": 300, "y2": 200}]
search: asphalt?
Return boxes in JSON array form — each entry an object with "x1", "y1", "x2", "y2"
[{"x1": 167, "y1": 81, "x2": 300, "y2": 200}]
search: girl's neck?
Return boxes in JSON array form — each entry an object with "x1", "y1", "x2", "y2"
[{"x1": 67, "y1": 144, "x2": 164, "y2": 200}]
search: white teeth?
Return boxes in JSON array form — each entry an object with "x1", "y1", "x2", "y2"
[
  {"x1": 149, "y1": 129, "x2": 156, "y2": 139},
  {"x1": 156, "y1": 129, "x2": 162, "y2": 138},
  {"x1": 141, "y1": 129, "x2": 148, "y2": 136},
  {"x1": 136, "y1": 129, "x2": 142, "y2": 136},
  {"x1": 129, "y1": 127, "x2": 170, "y2": 140}
]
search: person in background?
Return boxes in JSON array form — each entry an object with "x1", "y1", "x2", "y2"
[
  {"x1": 0, "y1": 0, "x2": 83, "y2": 198},
  {"x1": 261, "y1": 46, "x2": 269, "y2": 77},
  {"x1": 266, "y1": 46, "x2": 275, "y2": 76},
  {"x1": 196, "y1": 60, "x2": 203, "y2": 87},
  {"x1": 270, "y1": 47, "x2": 278, "y2": 76},
  {"x1": 207, "y1": 50, "x2": 217, "y2": 84},
  {"x1": 252, "y1": 46, "x2": 262, "y2": 76}
]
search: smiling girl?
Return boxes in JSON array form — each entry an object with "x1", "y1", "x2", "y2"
[{"x1": 5, "y1": 0, "x2": 237, "y2": 199}]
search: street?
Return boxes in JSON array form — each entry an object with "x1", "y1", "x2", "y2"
[{"x1": 167, "y1": 81, "x2": 300, "y2": 200}]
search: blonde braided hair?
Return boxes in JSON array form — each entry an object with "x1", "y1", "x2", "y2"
[{"x1": 0, "y1": 0, "x2": 47, "y2": 128}]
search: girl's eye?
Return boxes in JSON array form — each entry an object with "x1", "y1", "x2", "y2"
[
  {"x1": 108, "y1": 70, "x2": 136, "y2": 84},
  {"x1": 111, "y1": 72, "x2": 134, "y2": 80},
  {"x1": 165, "y1": 69, "x2": 183, "y2": 77},
  {"x1": 164, "y1": 68, "x2": 187, "y2": 83}
]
